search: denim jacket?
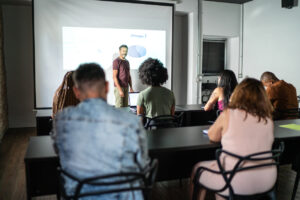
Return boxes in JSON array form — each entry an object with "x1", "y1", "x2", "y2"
[{"x1": 51, "y1": 98, "x2": 149, "y2": 200}]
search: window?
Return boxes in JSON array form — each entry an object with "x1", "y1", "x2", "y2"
[{"x1": 202, "y1": 40, "x2": 225, "y2": 75}]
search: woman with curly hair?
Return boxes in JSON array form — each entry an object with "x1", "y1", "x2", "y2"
[
  {"x1": 204, "y1": 70, "x2": 238, "y2": 111},
  {"x1": 137, "y1": 58, "x2": 175, "y2": 118},
  {"x1": 52, "y1": 71, "x2": 79, "y2": 118}
]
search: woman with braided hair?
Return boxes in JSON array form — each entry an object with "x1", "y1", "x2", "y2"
[{"x1": 52, "y1": 71, "x2": 79, "y2": 118}]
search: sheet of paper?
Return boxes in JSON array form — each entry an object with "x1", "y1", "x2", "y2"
[{"x1": 279, "y1": 124, "x2": 300, "y2": 131}]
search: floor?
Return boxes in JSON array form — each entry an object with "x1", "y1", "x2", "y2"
[{"x1": 0, "y1": 128, "x2": 299, "y2": 200}]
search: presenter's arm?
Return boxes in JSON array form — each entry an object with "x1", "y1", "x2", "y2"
[
  {"x1": 204, "y1": 87, "x2": 220, "y2": 111},
  {"x1": 129, "y1": 74, "x2": 134, "y2": 93},
  {"x1": 113, "y1": 70, "x2": 124, "y2": 97}
]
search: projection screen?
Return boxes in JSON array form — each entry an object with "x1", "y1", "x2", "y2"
[{"x1": 33, "y1": 0, "x2": 174, "y2": 108}]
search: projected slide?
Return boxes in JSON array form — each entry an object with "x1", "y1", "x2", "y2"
[{"x1": 62, "y1": 27, "x2": 166, "y2": 71}]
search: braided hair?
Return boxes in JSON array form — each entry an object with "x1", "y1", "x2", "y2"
[{"x1": 52, "y1": 71, "x2": 79, "y2": 117}]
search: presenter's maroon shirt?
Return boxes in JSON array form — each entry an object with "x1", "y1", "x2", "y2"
[{"x1": 113, "y1": 57, "x2": 130, "y2": 87}]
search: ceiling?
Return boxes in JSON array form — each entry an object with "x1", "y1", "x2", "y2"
[
  {"x1": 205, "y1": 0, "x2": 253, "y2": 4},
  {"x1": 0, "y1": 0, "x2": 254, "y2": 6},
  {"x1": 0, "y1": 0, "x2": 31, "y2": 5}
]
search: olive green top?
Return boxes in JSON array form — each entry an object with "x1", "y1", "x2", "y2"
[{"x1": 137, "y1": 86, "x2": 175, "y2": 118}]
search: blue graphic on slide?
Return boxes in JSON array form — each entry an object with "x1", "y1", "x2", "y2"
[{"x1": 128, "y1": 45, "x2": 146, "y2": 58}]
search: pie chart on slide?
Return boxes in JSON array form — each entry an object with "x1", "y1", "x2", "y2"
[{"x1": 128, "y1": 45, "x2": 146, "y2": 58}]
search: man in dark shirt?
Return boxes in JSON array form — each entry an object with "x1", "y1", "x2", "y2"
[
  {"x1": 113, "y1": 44, "x2": 134, "y2": 107},
  {"x1": 261, "y1": 71, "x2": 298, "y2": 119}
]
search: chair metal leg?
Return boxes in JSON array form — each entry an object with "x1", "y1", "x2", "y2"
[
  {"x1": 291, "y1": 172, "x2": 300, "y2": 200},
  {"x1": 179, "y1": 178, "x2": 183, "y2": 187},
  {"x1": 192, "y1": 185, "x2": 199, "y2": 200},
  {"x1": 268, "y1": 189, "x2": 276, "y2": 200}
]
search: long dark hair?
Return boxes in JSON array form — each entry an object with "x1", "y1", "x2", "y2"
[{"x1": 218, "y1": 70, "x2": 238, "y2": 107}]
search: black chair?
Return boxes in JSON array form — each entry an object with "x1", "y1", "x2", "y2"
[
  {"x1": 192, "y1": 142, "x2": 284, "y2": 200},
  {"x1": 291, "y1": 154, "x2": 300, "y2": 200},
  {"x1": 144, "y1": 112, "x2": 184, "y2": 130},
  {"x1": 207, "y1": 109, "x2": 222, "y2": 125},
  {"x1": 57, "y1": 159, "x2": 158, "y2": 200},
  {"x1": 273, "y1": 108, "x2": 300, "y2": 120}
]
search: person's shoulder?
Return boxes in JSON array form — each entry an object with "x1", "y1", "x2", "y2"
[
  {"x1": 227, "y1": 108, "x2": 249, "y2": 118},
  {"x1": 113, "y1": 57, "x2": 120, "y2": 61},
  {"x1": 84, "y1": 99, "x2": 139, "y2": 125},
  {"x1": 215, "y1": 87, "x2": 223, "y2": 93},
  {"x1": 110, "y1": 107, "x2": 141, "y2": 126},
  {"x1": 54, "y1": 104, "x2": 77, "y2": 121},
  {"x1": 138, "y1": 88, "x2": 150, "y2": 100},
  {"x1": 210, "y1": 87, "x2": 222, "y2": 98},
  {"x1": 220, "y1": 108, "x2": 231, "y2": 118},
  {"x1": 140, "y1": 87, "x2": 151, "y2": 94},
  {"x1": 281, "y1": 80, "x2": 296, "y2": 89},
  {"x1": 113, "y1": 57, "x2": 120, "y2": 65},
  {"x1": 161, "y1": 87, "x2": 174, "y2": 96},
  {"x1": 271, "y1": 80, "x2": 294, "y2": 93}
]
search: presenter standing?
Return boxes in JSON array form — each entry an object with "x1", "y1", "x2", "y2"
[{"x1": 113, "y1": 44, "x2": 134, "y2": 107}]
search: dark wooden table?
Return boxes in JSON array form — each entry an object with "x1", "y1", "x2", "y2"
[
  {"x1": 274, "y1": 119, "x2": 300, "y2": 139},
  {"x1": 24, "y1": 136, "x2": 59, "y2": 199},
  {"x1": 273, "y1": 119, "x2": 300, "y2": 165},
  {"x1": 35, "y1": 110, "x2": 53, "y2": 136},
  {"x1": 147, "y1": 125, "x2": 220, "y2": 181},
  {"x1": 25, "y1": 119, "x2": 300, "y2": 199}
]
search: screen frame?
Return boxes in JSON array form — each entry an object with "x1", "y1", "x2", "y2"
[{"x1": 32, "y1": 0, "x2": 174, "y2": 109}]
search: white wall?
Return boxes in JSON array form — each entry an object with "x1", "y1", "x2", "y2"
[
  {"x1": 173, "y1": 14, "x2": 188, "y2": 105},
  {"x1": 243, "y1": 0, "x2": 300, "y2": 94},
  {"x1": 2, "y1": 5, "x2": 35, "y2": 128},
  {"x1": 226, "y1": 37, "x2": 240, "y2": 77},
  {"x1": 175, "y1": 0, "x2": 199, "y2": 104},
  {"x1": 203, "y1": 1, "x2": 241, "y2": 37},
  {"x1": 202, "y1": 1, "x2": 241, "y2": 84},
  {"x1": 144, "y1": 0, "x2": 200, "y2": 104}
]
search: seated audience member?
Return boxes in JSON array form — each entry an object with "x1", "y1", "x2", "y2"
[
  {"x1": 204, "y1": 70, "x2": 238, "y2": 111},
  {"x1": 52, "y1": 63, "x2": 149, "y2": 199},
  {"x1": 260, "y1": 71, "x2": 298, "y2": 119},
  {"x1": 52, "y1": 71, "x2": 79, "y2": 118},
  {"x1": 137, "y1": 58, "x2": 175, "y2": 118},
  {"x1": 192, "y1": 78, "x2": 275, "y2": 200}
]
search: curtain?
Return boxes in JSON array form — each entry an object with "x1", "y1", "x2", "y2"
[{"x1": 0, "y1": 6, "x2": 8, "y2": 141}]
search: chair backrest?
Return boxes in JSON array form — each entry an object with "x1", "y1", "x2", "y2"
[
  {"x1": 273, "y1": 108, "x2": 300, "y2": 120},
  {"x1": 193, "y1": 142, "x2": 284, "y2": 199},
  {"x1": 145, "y1": 112, "x2": 184, "y2": 130},
  {"x1": 58, "y1": 159, "x2": 158, "y2": 200}
]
